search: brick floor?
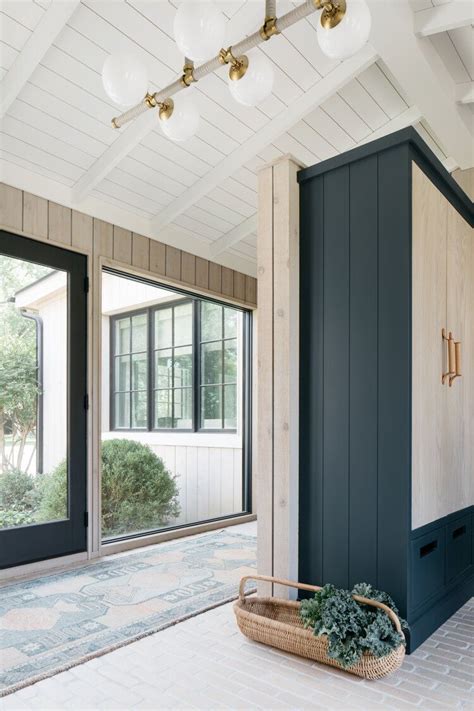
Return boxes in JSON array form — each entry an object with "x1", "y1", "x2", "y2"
[{"x1": 1, "y1": 592, "x2": 472, "y2": 710}]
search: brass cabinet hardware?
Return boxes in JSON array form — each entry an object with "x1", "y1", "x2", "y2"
[
  {"x1": 442, "y1": 328, "x2": 455, "y2": 384},
  {"x1": 449, "y1": 341, "x2": 462, "y2": 387}
]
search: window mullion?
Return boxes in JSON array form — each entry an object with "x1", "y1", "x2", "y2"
[
  {"x1": 129, "y1": 316, "x2": 132, "y2": 429},
  {"x1": 194, "y1": 300, "x2": 199, "y2": 432},
  {"x1": 171, "y1": 306, "x2": 175, "y2": 429},
  {"x1": 222, "y1": 307, "x2": 225, "y2": 429},
  {"x1": 148, "y1": 307, "x2": 152, "y2": 431}
]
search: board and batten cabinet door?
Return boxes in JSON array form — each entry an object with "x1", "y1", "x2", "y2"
[
  {"x1": 446, "y1": 203, "x2": 473, "y2": 515},
  {"x1": 412, "y1": 164, "x2": 448, "y2": 530}
]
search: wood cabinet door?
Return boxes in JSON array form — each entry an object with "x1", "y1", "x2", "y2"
[
  {"x1": 446, "y1": 203, "x2": 473, "y2": 515},
  {"x1": 412, "y1": 164, "x2": 448, "y2": 530}
]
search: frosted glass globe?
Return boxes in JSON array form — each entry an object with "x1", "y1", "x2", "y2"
[
  {"x1": 228, "y1": 52, "x2": 274, "y2": 107},
  {"x1": 317, "y1": 0, "x2": 371, "y2": 60},
  {"x1": 174, "y1": 1, "x2": 226, "y2": 62},
  {"x1": 102, "y1": 53, "x2": 148, "y2": 107},
  {"x1": 160, "y1": 94, "x2": 200, "y2": 142}
]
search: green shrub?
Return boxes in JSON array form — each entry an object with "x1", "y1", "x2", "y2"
[
  {"x1": 299, "y1": 582, "x2": 408, "y2": 668},
  {"x1": 0, "y1": 469, "x2": 38, "y2": 512},
  {"x1": 38, "y1": 439, "x2": 180, "y2": 537},
  {"x1": 36, "y1": 460, "x2": 68, "y2": 523},
  {"x1": 0, "y1": 507, "x2": 37, "y2": 528},
  {"x1": 0, "y1": 470, "x2": 40, "y2": 529}
]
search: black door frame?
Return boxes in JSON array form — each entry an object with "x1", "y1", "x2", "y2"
[{"x1": 0, "y1": 230, "x2": 88, "y2": 569}]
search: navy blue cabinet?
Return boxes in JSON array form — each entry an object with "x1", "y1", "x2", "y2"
[
  {"x1": 298, "y1": 128, "x2": 474, "y2": 652},
  {"x1": 446, "y1": 514, "x2": 472, "y2": 583},
  {"x1": 410, "y1": 528, "x2": 445, "y2": 611}
]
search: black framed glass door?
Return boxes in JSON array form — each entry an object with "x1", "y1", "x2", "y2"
[{"x1": 0, "y1": 231, "x2": 87, "y2": 568}]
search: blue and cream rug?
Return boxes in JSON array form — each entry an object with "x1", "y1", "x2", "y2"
[{"x1": 0, "y1": 529, "x2": 256, "y2": 696}]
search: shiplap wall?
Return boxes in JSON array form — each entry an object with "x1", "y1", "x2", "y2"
[{"x1": 0, "y1": 183, "x2": 257, "y2": 306}]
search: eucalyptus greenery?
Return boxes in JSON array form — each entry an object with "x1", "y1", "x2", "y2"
[{"x1": 299, "y1": 582, "x2": 408, "y2": 669}]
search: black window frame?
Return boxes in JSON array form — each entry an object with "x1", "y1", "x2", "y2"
[
  {"x1": 198, "y1": 301, "x2": 239, "y2": 433},
  {"x1": 152, "y1": 298, "x2": 194, "y2": 432},
  {"x1": 110, "y1": 307, "x2": 149, "y2": 432},
  {"x1": 110, "y1": 297, "x2": 246, "y2": 434}
]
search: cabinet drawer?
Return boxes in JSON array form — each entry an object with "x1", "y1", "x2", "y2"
[
  {"x1": 446, "y1": 515, "x2": 472, "y2": 582},
  {"x1": 411, "y1": 528, "x2": 445, "y2": 609}
]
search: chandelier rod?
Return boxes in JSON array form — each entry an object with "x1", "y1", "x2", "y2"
[{"x1": 111, "y1": 0, "x2": 338, "y2": 129}]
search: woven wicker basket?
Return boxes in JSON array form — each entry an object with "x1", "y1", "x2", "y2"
[{"x1": 234, "y1": 574, "x2": 405, "y2": 680}]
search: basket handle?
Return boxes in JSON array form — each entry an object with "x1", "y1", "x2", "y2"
[{"x1": 239, "y1": 574, "x2": 403, "y2": 634}]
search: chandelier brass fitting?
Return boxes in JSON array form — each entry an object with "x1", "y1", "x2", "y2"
[{"x1": 110, "y1": 0, "x2": 361, "y2": 131}]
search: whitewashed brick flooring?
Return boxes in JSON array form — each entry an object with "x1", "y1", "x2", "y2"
[
  {"x1": 1, "y1": 521, "x2": 472, "y2": 711},
  {"x1": 1, "y1": 595, "x2": 472, "y2": 710}
]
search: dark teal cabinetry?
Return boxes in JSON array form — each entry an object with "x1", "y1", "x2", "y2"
[{"x1": 298, "y1": 128, "x2": 474, "y2": 652}]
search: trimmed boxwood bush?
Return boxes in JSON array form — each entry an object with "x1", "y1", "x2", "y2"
[
  {"x1": 0, "y1": 469, "x2": 38, "y2": 527},
  {"x1": 37, "y1": 439, "x2": 180, "y2": 537}
]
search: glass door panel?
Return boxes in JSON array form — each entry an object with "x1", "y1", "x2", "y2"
[{"x1": 0, "y1": 232, "x2": 87, "y2": 569}]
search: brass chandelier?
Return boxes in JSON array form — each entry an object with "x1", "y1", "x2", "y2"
[{"x1": 102, "y1": 0, "x2": 372, "y2": 142}]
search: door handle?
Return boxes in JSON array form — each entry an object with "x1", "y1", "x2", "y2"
[
  {"x1": 442, "y1": 328, "x2": 455, "y2": 384},
  {"x1": 449, "y1": 340, "x2": 461, "y2": 387}
]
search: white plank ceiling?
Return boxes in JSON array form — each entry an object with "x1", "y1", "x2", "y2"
[{"x1": 1, "y1": 0, "x2": 472, "y2": 276}]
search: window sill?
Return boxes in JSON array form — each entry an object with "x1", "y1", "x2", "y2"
[{"x1": 102, "y1": 430, "x2": 242, "y2": 448}]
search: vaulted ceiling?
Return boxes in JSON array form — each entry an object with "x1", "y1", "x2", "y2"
[{"x1": 1, "y1": 0, "x2": 473, "y2": 276}]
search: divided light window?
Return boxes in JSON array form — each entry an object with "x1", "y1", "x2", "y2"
[
  {"x1": 200, "y1": 302, "x2": 237, "y2": 430},
  {"x1": 111, "y1": 299, "x2": 243, "y2": 432},
  {"x1": 113, "y1": 313, "x2": 148, "y2": 429},
  {"x1": 154, "y1": 302, "x2": 193, "y2": 429}
]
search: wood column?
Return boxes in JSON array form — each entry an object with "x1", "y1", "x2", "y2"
[{"x1": 257, "y1": 156, "x2": 300, "y2": 598}]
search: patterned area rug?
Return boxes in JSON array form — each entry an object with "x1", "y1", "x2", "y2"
[{"x1": 0, "y1": 529, "x2": 256, "y2": 696}]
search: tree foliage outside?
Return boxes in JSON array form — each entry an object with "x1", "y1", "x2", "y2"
[
  {"x1": 0, "y1": 255, "x2": 51, "y2": 473},
  {"x1": 299, "y1": 583, "x2": 408, "y2": 668},
  {"x1": 35, "y1": 439, "x2": 180, "y2": 537}
]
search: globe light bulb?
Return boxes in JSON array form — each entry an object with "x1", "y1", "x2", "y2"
[
  {"x1": 102, "y1": 53, "x2": 148, "y2": 107},
  {"x1": 317, "y1": 0, "x2": 371, "y2": 60},
  {"x1": 159, "y1": 93, "x2": 200, "y2": 142},
  {"x1": 228, "y1": 51, "x2": 274, "y2": 107},
  {"x1": 174, "y1": 1, "x2": 226, "y2": 62}
]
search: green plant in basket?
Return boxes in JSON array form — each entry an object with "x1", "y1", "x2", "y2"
[{"x1": 299, "y1": 582, "x2": 408, "y2": 669}]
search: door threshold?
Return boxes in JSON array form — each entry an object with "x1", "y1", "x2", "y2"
[
  {"x1": 101, "y1": 514, "x2": 257, "y2": 556},
  {"x1": 0, "y1": 551, "x2": 90, "y2": 586},
  {"x1": 0, "y1": 514, "x2": 256, "y2": 585}
]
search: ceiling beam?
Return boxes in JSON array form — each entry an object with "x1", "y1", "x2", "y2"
[
  {"x1": 72, "y1": 110, "x2": 156, "y2": 203},
  {"x1": 456, "y1": 81, "x2": 474, "y2": 104},
  {"x1": 0, "y1": 0, "x2": 80, "y2": 118},
  {"x1": 211, "y1": 106, "x2": 421, "y2": 259},
  {"x1": 366, "y1": 0, "x2": 474, "y2": 169},
  {"x1": 150, "y1": 44, "x2": 378, "y2": 233},
  {"x1": 359, "y1": 106, "x2": 422, "y2": 144},
  {"x1": 414, "y1": 1, "x2": 474, "y2": 37},
  {"x1": 209, "y1": 214, "x2": 257, "y2": 258}
]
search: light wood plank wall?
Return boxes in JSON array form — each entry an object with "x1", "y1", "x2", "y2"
[
  {"x1": 257, "y1": 157, "x2": 300, "y2": 598},
  {"x1": 0, "y1": 182, "x2": 256, "y2": 555},
  {"x1": 0, "y1": 184, "x2": 257, "y2": 307}
]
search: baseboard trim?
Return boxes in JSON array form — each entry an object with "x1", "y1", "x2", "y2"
[{"x1": 407, "y1": 574, "x2": 474, "y2": 653}]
